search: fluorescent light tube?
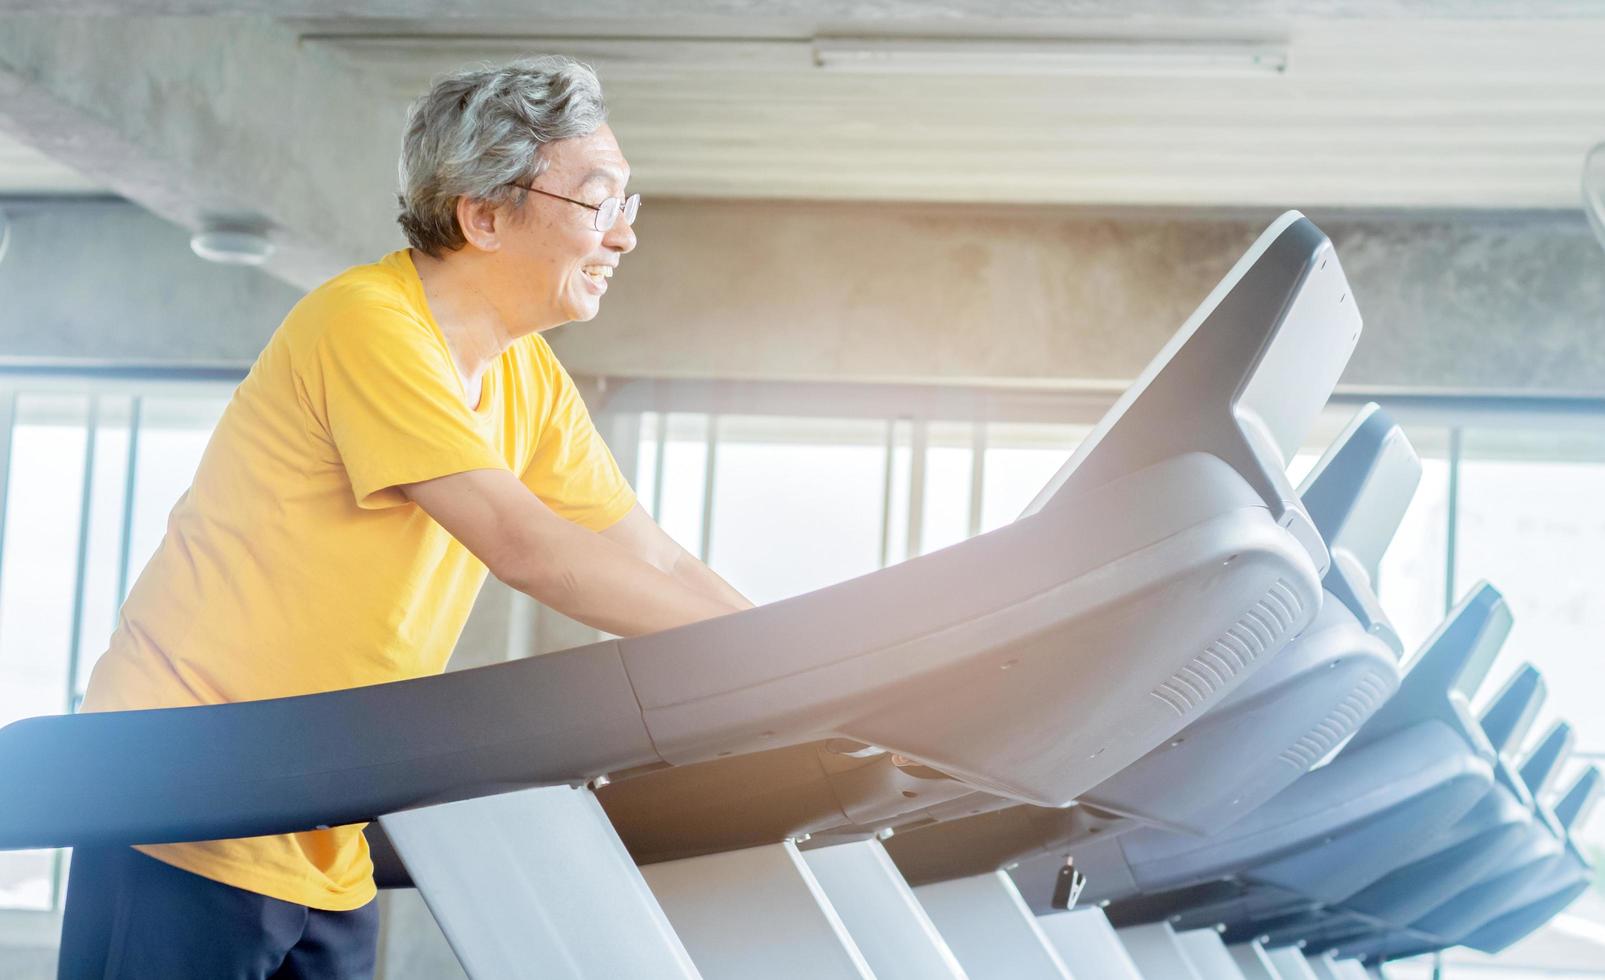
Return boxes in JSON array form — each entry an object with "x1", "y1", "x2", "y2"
[{"x1": 812, "y1": 37, "x2": 1288, "y2": 78}]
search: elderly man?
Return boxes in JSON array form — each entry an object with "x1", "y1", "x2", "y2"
[{"x1": 57, "y1": 57, "x2": 749, "y2": 979}]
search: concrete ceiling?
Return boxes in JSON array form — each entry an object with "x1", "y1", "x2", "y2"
[
  {"x1": 2, "y1": 5, "x2": 1602, "y2": 286},
  {"x1": 9, "y1": 1, "x2": 1605, "y2": 15},
  {"x1": 294, "y1": 16, "x2": 1605, "y2": 210},
  {"x1": 0, "y1": 130, "x2": 97, "y2": 194},
  {"x1": 3, "y1": 8, "x2": 1603, "y2": 212}
]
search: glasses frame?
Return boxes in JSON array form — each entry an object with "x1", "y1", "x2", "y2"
[{"x1": 508, "y1": 182, "x2": 640, "y2": 232}]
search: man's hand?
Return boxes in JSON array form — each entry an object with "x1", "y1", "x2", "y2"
[
  {"x1": 601, "y1": 504, "x2": 754, "y2": 612},
  {"x1": 399, "y1": 468, "x2": 742, "y2": 636}
]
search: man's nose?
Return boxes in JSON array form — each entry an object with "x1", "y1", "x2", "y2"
[{"x1": 604, "y1": 216, "x2": 637, "y2": 254}]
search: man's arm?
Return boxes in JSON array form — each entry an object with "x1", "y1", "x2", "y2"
[
  {"x1": 600, "y1": 503, "x2": 754, "y2": 611},
  {"x1": 400, "y1": 468, "x2": 742, "y2": 636}
]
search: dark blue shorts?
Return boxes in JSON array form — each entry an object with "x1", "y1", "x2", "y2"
[{"x1": 57, "y1": 846, "x2": 379, "y2": 980}]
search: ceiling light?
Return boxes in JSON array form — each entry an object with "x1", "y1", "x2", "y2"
[
  {"x1": 191, "y1": 219, "x2": 275, "y2": 266},
  {"x1": 812, "y1": 36, "x2": 1289, "y2": 78}
]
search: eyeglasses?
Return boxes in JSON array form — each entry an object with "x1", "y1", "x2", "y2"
[{"x1": 508, "y1": 183, "x2": 641, "y2": 232}]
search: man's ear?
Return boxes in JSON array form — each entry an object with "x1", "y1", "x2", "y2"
[{"x1": 456, "y1": 196, "x2": 504, "y2": 252}]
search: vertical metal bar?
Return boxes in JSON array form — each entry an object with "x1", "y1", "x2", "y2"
[
  {"x1": 115, "y1": 397, "x2": 143, "y2": 604},
  {"x1": 968, "y1": 421, "x2": 987, "y2": 539},
  {"x1": 64, "y1": 396, "x2": 100, "y2": 714},
  {"x1": 0, "y1": 390, "x2": 15, "y2": 666},
  {"x1": 651, "y1": 412, "x2": 668, "y2": 521},
  {"x1": 878, "y1": 419, "x2": 895, "y2": 568},
  {"x1": 698, "y1": 414, "x2": 719, "y2": 563},
  {"x1": 605, "y1": 411, "x2": 643, "y2": 490},
  {"x1": 52, "y1": 847, "x2": 67, "y2": 914},
  {"x1": 1444, "y1": 426, "x2": 1462, "y2": 613},
  {"x1": 0, "y1": 389, "x2": 15, "y2": 587},
  {"x1": 907, "y1": 420, "x2": 928, "y2": 557}
]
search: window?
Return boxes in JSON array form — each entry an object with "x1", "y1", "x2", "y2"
[
  {"x1": 1451, "y1": 425, "x2": 1605, "y2": 974},
  {"x1": 0, "y1": 395, "x2": 88, "y2": 911},
  {"x1": 0, "y1": 379, "x2": 232, "y2": 911},
  {"x1": 1, "y1": 372, "x2": 1602, "y2": 973},
  {"x1": 706, "y1": 416, "x2": 888, "y2": 606},
  {"x1": 1455, "y1": 427, "x2": 1605, "y2": 756},
  {"x1": 979, "y1": 423, "x2": 1085, "y2": 535}
]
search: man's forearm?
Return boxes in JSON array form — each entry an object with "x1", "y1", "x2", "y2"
[
  {"x1": 512, "y1": 522, "x2": 743, "y2": 636},
  {"x1": 401, "y1": 471, "x2": 741, "y2": 636},
  {"x1": 595, "y1": 503, "x2": 754, "y2": 613},
  {"x1": 670, "y1": 550, "x2": 755, "y2": 611}
]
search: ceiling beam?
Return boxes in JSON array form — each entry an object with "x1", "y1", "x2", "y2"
[
  {"x1": 0, "y1": 13, "x2": 404, "y2": 288},
  {"x1": 2, "y1": 1, "x2": 1605, "y2": 17},
  {"x1": 6, "y1": 198, "x2": 1603, "y2": 400},
  {"x1": 549, "y1": 201, "x2": 1605, "y2": 396}
]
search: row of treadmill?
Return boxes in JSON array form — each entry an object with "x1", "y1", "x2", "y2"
[{"x1": 0, "y1": 211, "x2": 1596, "y2": 979}]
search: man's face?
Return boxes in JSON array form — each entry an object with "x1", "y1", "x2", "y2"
[{"x1": 502, "y1": 124, "x2": 637, "y2": 329}]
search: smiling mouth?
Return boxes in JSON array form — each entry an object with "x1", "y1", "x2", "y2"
[{"x1": 583, "y1": 265, "x2": 614, "y2": 287}]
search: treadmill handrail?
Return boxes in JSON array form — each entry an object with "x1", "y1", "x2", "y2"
[
  {"x1": 1295, "y1": 403, "x2": 1415, "y2": 652},
  {"x1": 1518, "y1": 721, "x2": 1574, "y2": 800},
  {"x1": 1345, "y1": 583, "x2": 1509, "y2": 752},
  {"x1": 1478, "y1": 665, "x2": 1545, "y2": 758},
  {"x1": 1297, "y1": 402, "x2": 1421, "y2": 590},
  {"x1": 1555, "y1": 766, "x2": 1601, "y2": 830}
]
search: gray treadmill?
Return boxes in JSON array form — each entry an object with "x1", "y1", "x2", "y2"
[
  {"x1": 1024, "y1": 583, "x2": 1506, "y2": 925},
  {"x1": 1326, "y1": 763, "x2": 1600, "y2": 963},
  {"x1": 1329, "y1": 734, "x2": 1596, "y2": 961},
  {"x1": 1314, "y1": 666, "x2": 1548, "y2": 925},
  {"x1": 1225, "y1": 666, "x2": 1556, "y2": 949},
  {"x1": 875, "y1": 402, "x2": 1416, "y2": 888},
  {"x1": 585, "y1": 210, "x2": 1357, "y2": 866},
  {"x1": 0, "y1": 212, "x2": 1358, "y2": 976},
  {"x1": 1455, "y1": 766, "x2": 1602, "y2": 954}
]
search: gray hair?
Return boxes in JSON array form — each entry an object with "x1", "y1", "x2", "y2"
[{"x1": 397, "y1": 56, "x2": 608, "y2": 256}]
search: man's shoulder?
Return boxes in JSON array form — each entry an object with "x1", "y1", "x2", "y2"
[{"x1": 281, "y1": 251, "x2": 431, "y2": 349}]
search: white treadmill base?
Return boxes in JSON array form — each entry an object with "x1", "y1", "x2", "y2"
[
  {"x1": 640, "y1": 841, "x2": 874, "y2": 980},
  {"x1": 378, "y1": 785, "x2": 699, "y2": 980},
  {"x1": 801, "y1": 839, "x2": 967, "y2": 980},
  {"x1": 1328, "y1": 955, "x2": 1373, "y2": 980},
  {"x1": 1306, "y1": 950, "x2": 1345, "y2": 980},
  {"x1": 1117, "y1": 921, "x2": 1204, "y2": 980},
  {"x1": 1037, "y1": 907, "x2": 1142, "y2": 980},
  {"x1": 914, "y1": 871, "x2": 1072, "y2": 980},
  {"x1": 1176, "y1": 928, "x2": 1250, "y2": 979},
  {"x1": 1266, "y1": 945, "x2": 1323, "y2": 980},
  {"x1": 1227, "y1": 941, "x2": 1284, "y2": 980}
]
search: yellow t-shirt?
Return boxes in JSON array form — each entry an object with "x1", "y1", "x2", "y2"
[{"x1": 80, "y1": 249, "x2": 636, "y2": 911}]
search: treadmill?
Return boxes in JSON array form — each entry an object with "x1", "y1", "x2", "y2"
[
  {"x1": 590, "y1": 211, "x2": 1358, "y2": 872},
  {"x1": 1322, "y1": 763, "x2": 1600, "y2": 964},
  {"x1": 1035, "y1": 582, "x2": 1508, "y2": 929},
  {"x1": 877, "y1": 401, "x2": 1417, "y2": 890},
  {"x1": 0, "y1": 211, "x2": 1358, "y2": 979},
  {"x1": 1455, "y1": 765, "x2": 1602, "y2": 954},
  {"x1": 1232, "y1": 666, "x2": 1555, "y2": 949},
  {"x1": 1327, "y1": 753, "x2": 1600, "y2": 962}
]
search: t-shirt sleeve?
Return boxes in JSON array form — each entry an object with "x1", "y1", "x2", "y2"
[
  {"x1": 523, "y1": 348, "x2": 637, "y2": 531},
  {"x1": 307, "y1": 303, "x2": 509, "y2": 509}
]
